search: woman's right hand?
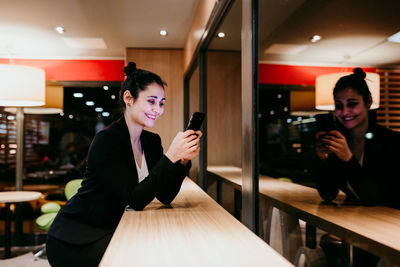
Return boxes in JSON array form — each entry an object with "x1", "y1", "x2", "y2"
[{"x1": 165, "y1": 130, "x2": 202, "y2": 163}]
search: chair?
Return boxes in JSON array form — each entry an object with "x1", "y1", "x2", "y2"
[
  {"x1": 35, "y1": 179, "x2": 82, "y2": 230},
  {"x1": 34, "y1": 179, "x2": 82, "y2": 260}
]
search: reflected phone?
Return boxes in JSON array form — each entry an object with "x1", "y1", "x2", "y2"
[
  {"x1": 315, "y1": 113, "x2": 337, "y2": 132},
  {"x1": 186, "y1": 112, "x2": 205, "y2": 131}
]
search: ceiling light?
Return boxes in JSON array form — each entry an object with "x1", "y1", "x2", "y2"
[
  {"x1": 311, "y1": 35, "x2": 322, "y2": 43},
  {"x1": 73, "y1": 93, "x2": 83, "y2": 98},
  {"x1": 95, "y1": 107, "x2": 103, "y2": 112},
  {"x1": 388, "y1": 31, "x2": 400, "y2": 43},
  {"x1": 103, "y1": 85, "x2": 109, "y2": 90},
  {"x1": 160, "y1": 30, "x2": 168, "y2": 36},
  {"x1": 86, "y1": 101, "x2": 95, "y2": 106},
  {"x1": 68, "y1": 114, "x2": 74, "y2": 119},
  {"x1": 111, "y1": 95, "x2": 116, "y2": 100},
  {"x1": 218, "y1": 32, "x2": 225, "y2": 38},
  {"x1": 102, "y1": 112, "x2": 110, "y2": 117},
  {"x1": 55, "y1": 26, "x2": 65, "y2": 34}
]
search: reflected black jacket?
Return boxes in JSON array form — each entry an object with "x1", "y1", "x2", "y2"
[
  {"x1": 316, "y1": 123, "x2": 400, "y2": 209},
  {"x1": 48, "y1": 116, "x2": 190, "y2": 244}
]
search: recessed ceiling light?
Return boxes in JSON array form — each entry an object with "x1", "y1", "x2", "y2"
[
  {"x1": 86, "y1": 101, "x2": 95, "y2": 106},
  {"x1": 73, "y1": 93, "x2": 84, "y2": 98},
  {"x1": 102, "y1": 112, "x2": 110, "y2": 117},
  {"x1": 388, "y1": 31, "x2": 400, "y2": 43},
  {"x1": 218, "y1": 32, "x2": 225, "y2": 38},
  {"x1": 111, "y1": 95, "x2": 116, "y2": 100},
  {"x1": 160, "y1": 30, "x2": 168, "y2": 36},
  {"x1": 103, "y1": 85, "x2": 109, "y2": 90},
  {"x1": 95, "y1": 107, "x2": 104, "y2": 112},
  {"x1": 311, "y1": 35, "x2": 322, "y2": 43},
  {"x1": 68, "y1": 114, "x2": 74, "y2": 119},
  {"x1": 55, "y1": 26, "x2": 65, "y2": 34}
]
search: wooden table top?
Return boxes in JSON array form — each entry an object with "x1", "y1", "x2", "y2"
[
  {"x1": 100, "y1": 178, "x2": 292, "y2": 267},
  {"x1": 207, "y1": 165, "x2": 400, "y2": 264},
  {"x1": 0, "y1": 191, "x2": 42, "y2": 203}
]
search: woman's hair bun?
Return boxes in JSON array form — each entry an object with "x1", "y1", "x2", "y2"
[
  {"x1": 123, "y1": 62, "x2": 137, "y2": 76},
  {"x1": 353, "y1": 67, "x2": 366, "y2": 79}
]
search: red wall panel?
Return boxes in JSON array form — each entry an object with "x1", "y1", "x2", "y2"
[
  {"x1": 0, "y1": 58, "x2": 125, "y2": 81},
  {"x1": 259, "y1": 64, "x2": 377, "y2": 85}
]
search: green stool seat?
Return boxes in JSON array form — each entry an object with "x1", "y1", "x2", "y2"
[
  {"x1": 35, "y1": 179, "x2": 82, "y2": 231},
  {"x1": 65, "y1": 179, "x2": 82, "y2": 200},
  {"x1": 40, "y1": 202, "x2": 61, "y2": 213},
  {"x1": 36, "y1": 212, "x2": 57, "y2": 231}
]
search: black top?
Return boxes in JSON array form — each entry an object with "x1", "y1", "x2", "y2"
[
  {"x1": 49, "y1": 116, "x2": 191, "y2": 244},
  {"x1": 316, "y1": 123, "x2": 400, "y2": 209}
]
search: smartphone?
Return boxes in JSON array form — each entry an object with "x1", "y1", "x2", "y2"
[
  {"x1": 315, "y1": 113, "x2": 336, "y2": 132},
  {"x1": 186, "y1": 112, "x2": 205, "y2": 131}
]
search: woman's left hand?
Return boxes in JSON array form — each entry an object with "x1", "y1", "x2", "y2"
[{"x1": 319, "y1": 130, "x2": 353, "y2": 162}]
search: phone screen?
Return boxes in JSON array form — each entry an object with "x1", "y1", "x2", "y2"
[
  {"x1": 315, "y1": 113, "x2": 336, "y2": 132},
  {"x1": 186, "y1": 112, "x2": 205, "y2": 131}
]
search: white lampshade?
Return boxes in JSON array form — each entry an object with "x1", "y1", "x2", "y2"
[
  {"x1": 0, "y1": 64, "x2": 45, "y2": 107},
  {"x1": 5, "y1": 85, "x2": 63, "y2": 114},
  {"x1": 315, "y1": 72, "x2": 380, "y2": 110}
]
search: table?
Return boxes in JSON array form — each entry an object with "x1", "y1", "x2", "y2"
[
  {"x1": 0, "y1": 191, "x2": 42, "y2": 258},
  {"x1": 100, "y1": 178, "x2": 292, "y2": 267},
  {"x1": 207, "y1": 166, "x2": 400, "y2": 265}
]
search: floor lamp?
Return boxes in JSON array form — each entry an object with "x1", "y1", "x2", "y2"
[
  {"x1": 0, "y1": 64, "x2": 46, "y2": 191},
  {"x1": 315, "y1": 71, "x2": 380, "y2": 110}
]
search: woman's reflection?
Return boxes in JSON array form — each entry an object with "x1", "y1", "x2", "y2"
[{"x1": 315, "y1": 68, "x2": 400, "y2": 209}]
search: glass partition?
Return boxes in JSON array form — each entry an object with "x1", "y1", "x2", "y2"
[{"x1": 258, "y1": 0, "x2": 400, "y2": 265}]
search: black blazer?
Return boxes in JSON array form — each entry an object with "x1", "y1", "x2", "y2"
[
  {"x1": 49, "y1": 116, "x2": 190, "y2": 244},
  {"x1": 316, "y1": 123, "x2": 400, "y2": 209}
]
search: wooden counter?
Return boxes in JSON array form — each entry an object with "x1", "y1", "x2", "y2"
[
  {"x1": 100, "y1": 178, "x2": 292, "y2": 267},
  {"x1": 207, "y1": 166, "x2": 400, "y2": 265}
]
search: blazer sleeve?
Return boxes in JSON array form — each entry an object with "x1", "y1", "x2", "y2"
[{"x1": 86, "y1": 130, "x2": 190, "y2": 211}]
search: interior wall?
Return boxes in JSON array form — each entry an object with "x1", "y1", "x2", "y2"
[
  {"x1": 207, "y1": 51, "x2": 242, "y2": 167},
  {"x1": 125, "y1": 49, "x2": 184, "y2": 148}
]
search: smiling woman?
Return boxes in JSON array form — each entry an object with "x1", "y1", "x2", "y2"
[
  {"x1": 315, "y1": 68, "x2": 400, "y2": 209},
  {"x1": 45, "y1": 62, "x2": 203, "y2": 267}
]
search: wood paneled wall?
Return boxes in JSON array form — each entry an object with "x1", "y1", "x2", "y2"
[
  {"x1": 125, "y1": 49, "x2": 184, "y2": 147},
  {"x1": 207, "y1": 51, "x2": 242, "y2": 167},
  {"x1": 377, "y1": 68, "x2": 400, "y2": 132}
]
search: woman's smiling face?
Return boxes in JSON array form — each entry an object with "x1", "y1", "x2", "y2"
[
  {"x1": 126, "y1": 82, "x2": 165, "y2": 128},
  {"x1": 334, "y1": 87, "x2": 370, "y2": 130}
]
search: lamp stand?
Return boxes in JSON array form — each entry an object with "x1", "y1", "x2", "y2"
[{"x1": 16, "y1": 107, "x2": 24, "y2": 191}]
